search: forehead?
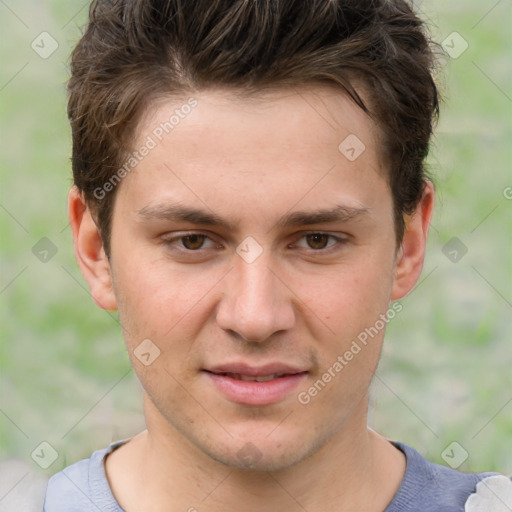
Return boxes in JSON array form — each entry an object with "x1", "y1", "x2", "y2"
[
  {"x1": 137, "y1": 84, "x2": 381, "y2": 160},
  {"x1": 116, "y1": 85, "x2": 390, "y2": 221}
]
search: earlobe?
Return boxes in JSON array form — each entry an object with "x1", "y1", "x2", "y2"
[
  {"x1": 68, "y1": 186, "x2": 118, "y2": 311},
  {"x1": 391, "y1": 181, "x2": 435, "y2": 300}
]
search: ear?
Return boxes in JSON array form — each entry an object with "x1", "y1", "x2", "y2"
[
  {"x1": 68, "y1": 186, "x2": 117, "y2": 311},
  {"x1": 391, "y1": 180, "x2": 435, "y2": 300}
]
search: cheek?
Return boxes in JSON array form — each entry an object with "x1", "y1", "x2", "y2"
[
  {"x1": 294, "y1": 263, "x2": 391, "y2": 419},
  {"x1": 298, "y1": 256, "x2": 394, "y2": 338},
  {"x1": 112, "y1": 251, "x2": 221, "y2": 348}
]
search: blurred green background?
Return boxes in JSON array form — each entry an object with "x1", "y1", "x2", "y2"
[{"x1": 1, "y1": 0, "x2": 510, "y2": 481}]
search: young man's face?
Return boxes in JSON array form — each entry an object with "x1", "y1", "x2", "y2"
[{"x1": 72, "y1": 86, "x2": 432, "y2": 472}]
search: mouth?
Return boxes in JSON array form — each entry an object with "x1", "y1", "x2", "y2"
[
  {"x1": 204, "y1": 371, "x2": 299, "y2": 382},
  {"x1": 202, "y1": 363, "x2": 308, "y2": 406}
]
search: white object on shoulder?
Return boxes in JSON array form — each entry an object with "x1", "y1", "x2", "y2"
[{"x1": 465, "y1": 475, "x2": 512, "y2": 512}]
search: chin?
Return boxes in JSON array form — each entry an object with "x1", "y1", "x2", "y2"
[
  {"x1": 207, "y1": 444, "x2": 307, "y2": 473},
  {"x1": 198, "y1": 427, "x2": 326, "y2": 473}
]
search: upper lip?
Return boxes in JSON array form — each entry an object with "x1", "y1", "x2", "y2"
[{"x1": 204, "y1": 362, "x2": 308, "y2": 377}]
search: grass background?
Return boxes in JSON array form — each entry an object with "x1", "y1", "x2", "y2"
[{"x1": 1, "y1": 0, "x2": 511, "y2": 480}]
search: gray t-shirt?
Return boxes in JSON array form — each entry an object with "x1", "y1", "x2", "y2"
[{"x1": 43, "y1": 440, "x2": 500, "y2": 511}]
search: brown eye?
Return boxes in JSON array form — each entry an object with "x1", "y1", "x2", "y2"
[
  {"x1": 181, "y1": 234, "x2": 206, "y2": 250},
  {"x1": 305, "y1": 233, "x2": 330, "y2": 249}
]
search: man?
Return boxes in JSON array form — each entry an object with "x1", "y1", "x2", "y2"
[{"x1": 44, "y1": 0, "x2": 510, "y2": 510}]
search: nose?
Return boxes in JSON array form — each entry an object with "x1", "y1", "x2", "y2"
[{"x1": 216, "y1": 254, "x2": 295, "y2": 342}]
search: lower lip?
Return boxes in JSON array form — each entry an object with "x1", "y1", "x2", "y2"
[{"x1": 203, "y1": 371, "x2": 308, "y2": 406}]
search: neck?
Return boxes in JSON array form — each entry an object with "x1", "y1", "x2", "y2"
[{"x1": 106, "y1": 395, "x2": 405, "y2": 512}]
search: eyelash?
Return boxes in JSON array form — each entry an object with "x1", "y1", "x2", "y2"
[{"x1": 161, "y1": 231, "x2": 348, "y2": 253}]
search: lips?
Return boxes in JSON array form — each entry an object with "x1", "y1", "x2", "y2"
[{"x1": 203, "y1": 362, "x2": 308, "y2": 406}]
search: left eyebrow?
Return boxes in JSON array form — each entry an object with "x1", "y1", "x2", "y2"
[{"x1": 275, "y1": 205, "x2": 371, "y2": 229}]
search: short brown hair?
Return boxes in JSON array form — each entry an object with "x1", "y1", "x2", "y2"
[{"x1": 68, "y1": 0, "x2": 439, "y2": 257}]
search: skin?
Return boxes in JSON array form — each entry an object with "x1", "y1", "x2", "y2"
[{"x1": 69, "y1": 85, "x2": 434, "y2": 511}]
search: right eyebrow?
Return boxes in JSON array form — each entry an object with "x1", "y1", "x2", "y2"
[{"x1": 136, "y1": 203, "x2": 236, "y2": 231}]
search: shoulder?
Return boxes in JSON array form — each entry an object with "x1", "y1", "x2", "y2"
[
  {"x1": 387, "y1": 442, "x2": 511, "y2": 512},
  {"x1": 44, "y1": 456, "x2": 92, "y2": 511},
  {"x1": 44, "y1": 440, "x2": 128, "y2": 512}
]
